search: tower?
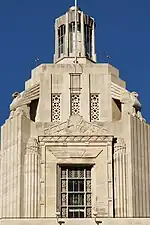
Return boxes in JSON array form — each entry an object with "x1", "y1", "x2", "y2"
[
  {"x1": 54, "y1": 6, "x2": 96, "y2": 64},
  {"x1": 1, "y1": 4, "x2": 150, "y2": 225}
]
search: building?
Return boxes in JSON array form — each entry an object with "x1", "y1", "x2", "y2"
[{"x1": 1, "y1": 5, "x2": 150, "y2": 225}]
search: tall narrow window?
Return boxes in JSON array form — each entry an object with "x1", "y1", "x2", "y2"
[
  {"x1": 84, "y1": 24, "x2": 92, "y2": 58},
  {"x1": 69, "y1": 14, "x2": 81, "y2": 54},
  {"x1": 60, "y1": 165, "x2": 92, "y2": 218},
  {"x1": 90, "y1": 94, "x2": 100, "y2": 121},
  {"x1": 70, "y1": 73, "x2": 81, "y2": 116},
  {"x1": 58, "y1": 25, "x2": 66, "y2": 57},
  {"x1": 29, "y1": 98, "x2": 39, "y2": 122},
  {"x1": 69, "y1": 22, "x2": 75, "y2": 53},
  {"x1": 52, "y1": 94, "x2": 61, "y2": 122}
]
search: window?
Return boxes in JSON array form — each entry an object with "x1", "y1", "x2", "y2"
[
  {"x1": 52, "y1": 94, "x2": 61, "y2": 122},
  {"x1": 60, "y1": 165, "x2": 92, "y2": 218},
  {"x1": 29, "y1": 98, "x2": 39, "y2": 122},
  {"x1": 90, "y1": 94, "x2": 100, "y2": 121},
  {"x1": 112, "y1": 98, "x2": 122, "y2": 121},
  {"x1": 84, "y1": 24, "x2": 92, "y2": 58},
  {"x1": 58, "y1": 25, "x2": 66, "y2": 57},
  {"x1": 69, "y1": 21, "x2": 81, "y2": 53}
]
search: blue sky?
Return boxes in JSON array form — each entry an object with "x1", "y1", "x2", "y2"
[{"x1": 0, "y1": 0, "x2": 150, "y2": 126}]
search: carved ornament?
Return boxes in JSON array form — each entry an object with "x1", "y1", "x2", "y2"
[
  {"x1": 114, "y1": 137, "x2": 126, "y2": 153},
  {"x1": 39, "y1": 135, "x2": 113, "y2": 143},
  {"x1": 47, "y1": 147, "x2": 103, "y2": 159},
  {"x1": 44, "y1": 115, "x2": 108, "y2": 136},
  {"x1": 26, "y1": 138, "x2": 40, "y2": 154}
]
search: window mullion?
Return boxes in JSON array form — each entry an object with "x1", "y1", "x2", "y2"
[
  {"x1": 67, "y1": 168, "x2": 68, "y2": 218},
  {"x1": 84, "y1": 168, "x2": 86, "y2": 218}
]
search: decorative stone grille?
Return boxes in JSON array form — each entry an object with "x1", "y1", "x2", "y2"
[
  {"x1": 71, "y1": 94, "x2": 80, "y2": 115},
  {"x1": 52, "y1": 94, "x2": 61, "y2": 122},
  {"x1": 90, "y1": 94, "x2": 100, "y2": 121}
]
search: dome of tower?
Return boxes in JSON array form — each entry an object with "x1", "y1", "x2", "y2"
[{"x1": 69, "y1": 6, "x2": 81, "y2": 11}]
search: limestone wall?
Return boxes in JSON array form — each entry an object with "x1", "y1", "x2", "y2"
[
  {"x1": 130, "y1": 115, "x2": 150, "y2": 217},
  {"x1": 0, "y1": 115, "x2": 30, "y2": 218},
  {"x1": 25, "y1": 63, "x2": 125, "y2": 123}
]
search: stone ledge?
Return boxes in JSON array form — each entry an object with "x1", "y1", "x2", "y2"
[{"x1": 1, "y1": 218, "x2": 150, "y2": 225}]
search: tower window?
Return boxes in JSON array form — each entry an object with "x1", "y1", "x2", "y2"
[
  {"x1": 69, "y1": 22, "x2": 81, "y2": 53},
  {"x1": 60, "y1": 165, "x2": 92, "y2": 218},
  {"x1": 90, "y1": 94, "x2": 100, "y2": 121},
  {"x1": 29, "y1": 98, "x2": 39, "y2": 122},
  {"x1": 84, "y1": 24, "x2": 92, "y2": 58},
  {"x1": 58, "y1": 25, "x2": 66, "y2": 57},
  {"x1": 112, "y1": 98, "x2": 122, "y2": 121}
]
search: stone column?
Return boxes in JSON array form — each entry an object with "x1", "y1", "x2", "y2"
[
  {"x1": 54, "y1": 20, "x2": 58, "y2": 62},
  {"x1": 92, "y1": 21, "x2": 96, "y2": 62},
  {"x1": 24, "y1": 138, "x2": 40, "y2": 217},
  {"x1": 65, "y1": 12, "x2": 69, "y2": 56},
  {"x1": 81, "y1": 12, "x2": 85, "y2": 57},
  {"x1": 114, "y1": 138, "x2": 127, "y2": 217},
  {"x1": 106, "y1": 138, "x2": 114, "y2": 217}
]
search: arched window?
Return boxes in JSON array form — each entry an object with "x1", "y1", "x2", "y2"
[{"x1": 58, "y1": 24, "x2": 66, "y2": 57}]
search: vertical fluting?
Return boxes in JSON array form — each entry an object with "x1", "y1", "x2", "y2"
[
  {"x1": 114, "y1": 138, "x2": 127, "y2": 217},
  {"x1": 24, "y1": 138, "x2": 40, "y2": 218}
]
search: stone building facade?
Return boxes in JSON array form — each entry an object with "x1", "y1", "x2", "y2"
[{"x1": 1, "y1": 5, "x2": 150, "y2": 225}]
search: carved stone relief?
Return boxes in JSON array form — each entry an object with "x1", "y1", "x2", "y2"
[
  {"x1": 114, "y1": 137, "x2": 126, "y2": 153},
  {"x1": 26, "y1": 137, "x2": 40, "y2": 154},
  {"x1": 46, "y1": 146, "x2": 103, "y2": 159},
  {"x1": 39, "y1": 135, "x2": 113, "y2": 143},
  {"x1": 44, "y1": 114, "x2": 108, "y2": 136},
  {"x1": 121, "y1": 91, "x2": 145, "y2": 121}
]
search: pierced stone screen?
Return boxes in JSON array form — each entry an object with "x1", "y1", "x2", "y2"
[
  {"x1": 60, "y1": 166, "x2": 92, "y2": 218},
  {"x1": 71, "y1": 94, "x2": 80, "y2": 115},
  {"x1": 90, "y1": 94, "x2": 100, "y2": 121},
  {"x1": 52, "y1": 94, "x2": 61, "y2": 122}
]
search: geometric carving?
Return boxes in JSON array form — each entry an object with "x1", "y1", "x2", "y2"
[
  {"x1": 52, "y1": 94, "x2": 61, "y2": 122},
  {"x1": 71, "y1": 94, "x2": 80, "y2": 115},
  {"x1": 44, "y1": 115, "x2": 107, "y2": 136},
  {"x1": 40, "y1": 135, "x2": 113, "y2": 143},
  {"x1": 90, "y1": 94, "x2": 100, "y2": 121}
]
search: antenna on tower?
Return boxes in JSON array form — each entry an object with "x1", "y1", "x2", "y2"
[
  {"x1": 105, "y1": 52, "x2": 111, "y2": 64},
  {"x1": 74, "y1": 0, "x2": 78, "y2": 64},
  {"x1": 35, "y1": 57, "x2": 40, "y2": 66}
]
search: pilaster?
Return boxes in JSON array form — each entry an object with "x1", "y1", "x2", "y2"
[{"x1": 24, "y1": 138, "x2": 40, "y2": 217}]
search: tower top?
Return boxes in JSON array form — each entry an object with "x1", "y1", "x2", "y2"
[
  {"x1": 69, "y1": 6, "x2": 81, "y2": 11},
  {"x1": 53, "y1": 6, "x2": 96, "y2": 64}
]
